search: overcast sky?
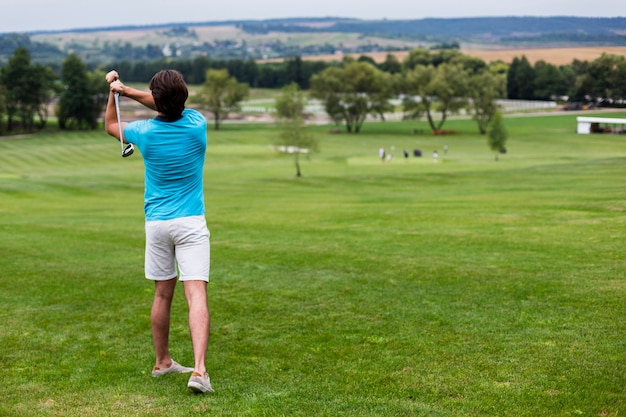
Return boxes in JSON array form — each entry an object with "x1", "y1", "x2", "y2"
[{"x1": 2, "y1": 0, "x2": 625, "y2": 33}]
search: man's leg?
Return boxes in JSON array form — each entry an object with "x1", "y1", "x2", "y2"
[
  {"x1": 151, "y1": 277, "x2": 177, "y2": 369},
  {"x1": 184, "y1": 280, "x2": 210, "y2": 374}
]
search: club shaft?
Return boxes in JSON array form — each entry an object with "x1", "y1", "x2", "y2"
[{"x1": 114, "y1": 92, "x2": 124, "y2": 154}]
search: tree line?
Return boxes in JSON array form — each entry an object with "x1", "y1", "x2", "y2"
[{"x1": 0, "y1": 45, "x2": 625, "y2": 136}]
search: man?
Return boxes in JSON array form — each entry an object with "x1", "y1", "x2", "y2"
[{"x1": 104, "y1": 69, "x2": 213, "y2": 393}]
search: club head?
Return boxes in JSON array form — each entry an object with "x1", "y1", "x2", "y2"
[{"x1": 122, "y1": 143, "x2": 134, "y2": 158}]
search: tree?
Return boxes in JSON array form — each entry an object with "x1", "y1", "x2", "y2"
[
  {"x1": 487, "y1": 111, "x2": 508, "y2": 161},
  {"x1": 309, "y1": 61, "x2": 394, "y2": 133},
  {"x1": 403, "y1": 48, "x2": 433, "y2": 70},
  {"x1": 613, "y1": 57, "x2": 626, "y2": 103},
  {"x1": 468, "y1": 70, "x2": 506, "y2": 134},
  {"x1": 558, "y1": 64, "x2": 578, "y2": 100},
  {"x1": 507, "y1": 55, "x2": 535, "y2": 100},
  {"x1": 533, "y1": 60, "x2": 566, "y2": 100},
  {"x1": 357, "y1": 55, "x2": 377, "y2": 67},
  {"x1": 285, "y1": 56, "x2": 305, "y2": 89},
  {"x1": 402, "y1": 63, "x2": 469, "y2": 132},
  {"x1": 2, "y1": 47, "x2": 34, "y2": 131},
  {"x1": 430, "y1": 49, "x2": 463, "y2": 67},
  {"x1": 450, "y1": 54, "x2": 488, "y2": 75},
  {"x1": 195, "y1": 68, "x2": 249, "y2": 130},
  {"x1": 57, "y1": 54, "x2": 107, "y2": 130},
  {"x1": 583, "y1": 53, "x2": 626, "y2": 105},
  {"x1": 379, "y1": 54, "x2": 402, "y2": 74},
  {"x1": 274, "y1": 83, "x2": 318, "y2": 177},
  {"x1": 31, "y1": 65, "x2": 57, "y2": 130},
  {"x1": 190, "y1": 56, "x2": 212, "y2": 84},
  {"x1": 0, "y1": 84, "x2": 6, "y2": 134},
  {"x1": 0, "y1": 47, "x2": 56, "y2": 132},
  {"x1": 571, "y1": 72, "x2": 595, "y2": 103}
]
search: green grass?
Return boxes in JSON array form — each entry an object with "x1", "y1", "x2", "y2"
[{"x1": 0, "y1": 113, "x2": 625, "y2": 416}]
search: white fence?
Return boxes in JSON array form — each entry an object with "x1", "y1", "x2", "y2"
[{"x1": 240, "y1": 99, "x2": 558, "y2": 120}]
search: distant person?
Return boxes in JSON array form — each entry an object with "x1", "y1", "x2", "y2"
[
  {"x1": 104, "y1": 69, "x2": 214, "y2": 394},
  {"x1": 403, "y1": 149, "x2": 409, "y2": 159},
  {"x1": 433, "y1": 150, "x2": 439, "y2": 162},
  {"x1": 443, "y1": 144, "x2": 448, "y2": 155},
  {"x1": 379, "y1": 147, "x2": 386, "y2": 162}
]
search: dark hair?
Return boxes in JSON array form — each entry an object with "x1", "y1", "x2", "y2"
[{"x1": 149, "y1": 69, "x2": 188, "y2": 118}]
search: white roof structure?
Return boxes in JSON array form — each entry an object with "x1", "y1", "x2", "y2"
[{"x1": 576, "y1": 116, "x2": 626, "y2": 134}]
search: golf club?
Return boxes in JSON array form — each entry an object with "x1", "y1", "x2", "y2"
[{"x1": 114, "y1": 91, "x2": 134, "y2": 158}]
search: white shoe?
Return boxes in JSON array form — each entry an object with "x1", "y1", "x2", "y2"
[
  {"x1": 151, "y1": 360, "x2": 194, "y2": 377},
  {"x1": 188, "y1": 372, "x2": 214, "y2": 393}
]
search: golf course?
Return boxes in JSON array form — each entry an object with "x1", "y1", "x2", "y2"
[{"x1": 0, "y1": 112, "x2": 624, "y2": 416}]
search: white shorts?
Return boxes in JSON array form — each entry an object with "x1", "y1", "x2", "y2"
[{"x1": 145, "y1": 215, "x2": 210, "y2": 282}]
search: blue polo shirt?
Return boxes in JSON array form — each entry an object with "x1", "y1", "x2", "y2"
[{"x1": 123, "y1": 108, "x2": 207, "y2": 221}]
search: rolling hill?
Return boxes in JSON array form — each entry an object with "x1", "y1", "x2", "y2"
[{"x1": 1, "y1": 16, "x2": 625, "y2": 66}]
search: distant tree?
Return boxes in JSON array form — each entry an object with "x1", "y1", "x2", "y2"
[
  {"x1": 559, "y1": 63, "x2": 578, "y2": 98},
  {"x1": 190, "y1": 56, "x2": 212, "y2": 84},
  {"x1": 402, "y1": 63, "x2": 469, "y2": 132},
  {"x1": 487, "y1": 111, "x2": 508, "y2": 161},
  {"x1": 88, "y1": 70, "x2": 110, "y2": 123},
  {"x1": 195, "y1": 68, "x2": 249, "y2": 130},
  {"x1": 507, "y1": 55, "x2": 535, "y2": 100},
  {"x1": 274, "y1": 83, "x2": 318, "y2": 177},
  {"x1": 241, "y1": 58, "x2": 260, "y2": 87},
  {"x1": 451, "y1": 54, "x2": 488, "y2": 75},
  {"x1": 584, "y1": 53, "x2": 626, "y2": 105},
  {"x1": 613, "y1": 57, "x2": 626, "y2": 102},
  {"x1": 1, "y1": 47, "x2": 32, "y2": 131},
  {"x1": 224, "y1": 58, "x2": 258, "y2": 86},
  {"x1": 571, "y1": 72, "x2": 595, "y2": 103},
  {"x1": 357, "y1": 55, "x2": 377, "y2": 67},
  {"x1": 430, "y1": 41, "x2": 460, "y2": 50},
  {"x1": 468, "y1": 70, "x2": 506, "y2": 134},
  {"x1": 430, "y1": 49, "x2": 463, "y2": 67},
  {"x1": 506, "y1": 57, "x2": 521, "y2": 99},
  {"x1": 257, "y1": 62, "x2": 289, "y2": 89},
  {"x1": 533, "y1": 60, "x2": 566, "y2": 100},
  {"x1": 298, "y1": 60, "x2": 329, "y2": 89},
  {"x1": 285, "y1": 56, "x2": 305, "y2": 89},
  {"x1": 488, "y1": 60, "x2": 509, "y2": 76},
  {"x1": 403, "y1": 48, "x2": 432, "y2": 70},
  {"x1": 309, "y1": 61, "x2": 394, "y2": 133},
  {"x1": 0, "y1": 47, "x2": 56, "y2": 132},
  {"x1": 57, "y1": 54, "x2": 107, "y2": 130},
  {"x1": 0, "y1": 84, "x2": 6, "y2": 134},
  {"x1": 379, "y1": 53, "x2": 402, "y2": 74},
  {"x1": 405, "y1": 48, "x2": 486, "y2": 74},
  {"x1": 32, "y1": 65, "x2": 57, "y2": 129}
]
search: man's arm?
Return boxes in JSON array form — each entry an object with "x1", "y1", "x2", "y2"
[
  {"x1": 106, "y1": 70, "x2": 157, "y2": 111},
  {"x1": 114, "y1": 83, "x2": 157, "y2": 111},
  {"x1": 104, "y1": 88, "x2": 124, "y2": 141},
  {"x1": 104, "y1": 70, "x2": 158, "y2": 141}
]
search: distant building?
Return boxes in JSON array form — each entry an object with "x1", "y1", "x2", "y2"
[{"x1": 576, "y1": 117, "x2": 626, "y2": 134}]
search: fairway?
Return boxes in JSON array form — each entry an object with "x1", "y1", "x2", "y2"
[{"x1": 0, "y1": 113, "x2": 625, "y2": 416}]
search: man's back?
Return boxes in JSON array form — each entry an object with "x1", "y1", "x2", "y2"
[{"x1": 124, "y1": 108, "x2": 207, "y2": 221}]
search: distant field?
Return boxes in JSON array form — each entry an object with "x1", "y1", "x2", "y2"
[
  {"x1": 32, "y1": 26, "x2": 424, "y2": 50},
  {"x1": 275, "y1": 46, "x2": 626, "y2": 65},
  {"x1": 461, "y1": 46, "x2": 626, "y2": 65},
  {"x1": 31, "y1": 24, "x2": 626, "y2": 66}
]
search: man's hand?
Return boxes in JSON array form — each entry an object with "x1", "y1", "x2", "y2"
[
  {"x1": 105, "y1": 70, "x2": 119, "y2": 84},
  {"x1": 106, "y1": 70, "x2": 127, "y2": 95},
  {"x1": 110, "y1": 80, "x2": 126, "y2": 96}
]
